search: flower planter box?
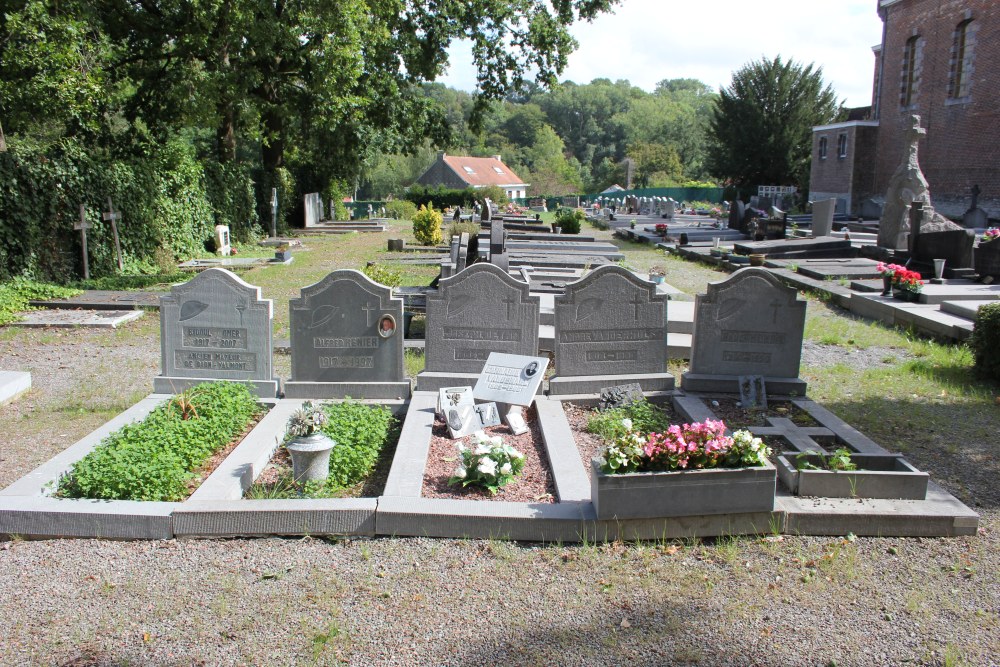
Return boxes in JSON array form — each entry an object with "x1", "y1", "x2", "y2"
[
  {"x1": 274, "y1": 250, "x2": 292, "y2": 262},
  {"x1": 590, "y1": 458, "x2": 776, "y2": 520},
  {"x1": 975, "y1": 240, "x2": 1000, "y2": 279},
  {"x1": 776, "y1": 454, "x2": 928, "y2": 500}
]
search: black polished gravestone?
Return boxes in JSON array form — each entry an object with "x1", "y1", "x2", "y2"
[
  {"x1": 682, "y1": 268, "x2": 806, "y2": 395},
  {"x1": 549, "y1": 265, "x2": 674, "y2": 395},
  {"x1": 155, "y1": 268, "x2": 279, "y2": 397},
  {"x1": 417, "y1": 263, "x2": 540, "y2": 391},
  {"x1": 284, "y1": 270, "x2": 410, "y2": 399}
]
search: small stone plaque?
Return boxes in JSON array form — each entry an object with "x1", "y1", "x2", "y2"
[
  {"x1": 738, "y1": 375, "x2": 767, "y2": 410},
  {"x1": 473, "y1": 352, "x2": 548, "y2": 406},
  {"x1": 425, "y1": 264, "x2": 540, "y2": 375},
  {"x1": 598, "y1": 383, "x2": 645, "y2": 411},
  {"x1": 504, "y1": 405, "x2": 529, "y2": 435},
  {"x1": 437, "y1": 386, "x2": 474, "y2": 417},
  {"x1": 474, "y1": 402, "x2": 502, "y2": 428}
]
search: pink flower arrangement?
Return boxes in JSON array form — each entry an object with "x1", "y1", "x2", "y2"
[
  {"x1": 892, "y1": 267, "x2": 924, "y2": 293},
  {"x1": 876, "y1": 262, "x2": 906, "y2": 278},
  {"x1": 981, "y1": 228, "x2": 1000, "y2": 243},
  {"x1": 644, "y1": 419, "x2": 732, "y2": 470}
]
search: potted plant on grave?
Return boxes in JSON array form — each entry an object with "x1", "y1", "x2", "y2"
[
  {"x1": 448, "y1": 431, "x2": 525, "y2": 494},
  {"x1": 876, "y1": 262, "x2": 905, "y2": 296},
  {"x1": 891, "y1": 267, "x2": 923, "y2": 301},
  {"x1": 285, "y1": 402, "x2": 336, "y2": 484},
  {"x1": 647, "y1": 266, "x2": 666, "y2": 284},
  {"x1": 655, "y1": 223, "x2": 668, "y2": 238},
  {"x1": 274, "y1": 244, "x2": 292, "y2": 262},
  {"x1": 975, "y1": 227, "x2": 1000, "y2": 282},
  {"x1": 592, "y1": 419, "x2": 776, "y2": 520}
]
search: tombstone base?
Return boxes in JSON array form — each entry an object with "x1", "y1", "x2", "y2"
[
  {"x1": 547, "y1": 373, "x2": 675, "y2": 396},
  {"x1": 282, "y1": 380, "x2": 411, "y2": 400},
  {"x1": 417, "y1": 371, "x2": 547, "y2": 394},
  {"x1": 153, "y1": 376, "x2": 280, "y2": 399},
  {"x1": 681, "y1": 373, "x2": 807, "y2": 396}
]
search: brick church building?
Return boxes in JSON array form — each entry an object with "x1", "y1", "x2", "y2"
[{"x1": 809, "y1": 0, "x2": 999, "y2": 222}]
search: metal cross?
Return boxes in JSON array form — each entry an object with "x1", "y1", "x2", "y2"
[
  {"x1": 102, "y1": 197, "x2": 124, "y2": 271},
  {"x1": 270, "y1": 187, "x2": 279, "y2": 238},
  {"x1": 74, "y1": 204, "x2": 92, "y2": 280},
  {"x1": 362, "y1": 301, "x2": 377, "y2": 326}
]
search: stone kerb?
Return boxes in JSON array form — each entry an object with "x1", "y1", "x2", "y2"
[
  {"x1": 682, "y1": 267, "x2": 807, "y2": 394},
  {"x1": 549, "y1": 265, "x2": 674, "y2": 395},
  {"x1": 155, "y1": 268, "x2": 279, "y2": 398},
  {"x1": 284, "y1": 270, "x2": 410, "y2": 399},
  {"x1": 418, "y1": 264, "x2": 540, "y2": 391}
]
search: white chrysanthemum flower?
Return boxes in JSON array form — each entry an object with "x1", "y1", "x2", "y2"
[
  {"x1": 453, "y1": 466, "x2": 467, "y2": 479},
  {"x1": 500, "y1": 462, "x2": 512, "y2": 475},
  {"x1": 477, "y1": 459, "x2": 497, "y2": 476},
  {"x1": 509, "y1": 448, "x2": 523, "y2": 460},
  {"x1": 622, "y1": 418, "x2": 633, "y2": 431},
  {"x1": 455, "y1": 442, "x2": 467, "y2": 452},
  {"x1": 490, "y1": 435, "x2": 504, "y2": 447},
  {"x1": 472, "y1": 430, "x2": 487, "y2": 442},
  {"x1": 474, "y1": 443, "x2": 491, "y2": 455}
]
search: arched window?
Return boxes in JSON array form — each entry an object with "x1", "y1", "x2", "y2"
[
  {"x1": 949, "y1": 19, "x2": 973, "y2": 99},
  {"x1": 901, "y1": 35, "x2": 919, "y2": 107}
]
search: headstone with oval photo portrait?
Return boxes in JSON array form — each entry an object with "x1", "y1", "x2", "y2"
[{"x1": 284, "y1": 269, "x2": 410, "y2": 399}]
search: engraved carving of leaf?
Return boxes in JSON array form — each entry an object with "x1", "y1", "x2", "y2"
[
  {"x1": 447, "y1": 294, "x2": 474, "y2": 317},
  {"x1": 575, "y1": 297, "x2": 603, "y2": 322},
  {"x1": 311, "y1": 305, "x2": 339, "y2": 328},
  {"x1": 717, "y1": 298, "x2": 744, "y2": 321},
  {"x1": 179, "y1": 300, "x2": 209, "y2": 321}
]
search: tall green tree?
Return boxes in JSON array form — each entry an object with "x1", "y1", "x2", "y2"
[{"x1": 706, "y1": 56, "x2": 841, "y2": 195}]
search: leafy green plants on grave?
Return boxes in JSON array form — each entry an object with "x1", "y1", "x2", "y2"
[
  {"x1": 57, "y1": 382, "x2": 263, "y2": 501},
  {"x1": 795, "y1": 447, "x2": 858, "y2": 472},
  {"x1": 0, "y1": 278, "x2": 81, "y2": 326},
  {"x1": 448, "y1": 431, "x2": 525, "y2": 495}
]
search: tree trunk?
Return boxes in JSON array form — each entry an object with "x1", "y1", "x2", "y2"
[{"x1": 217, "y1": 102, "x2": 236, "y2": 163}]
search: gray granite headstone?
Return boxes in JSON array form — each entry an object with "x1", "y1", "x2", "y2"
[
  {"x1": 304, "y1": 193, "x2": 320, "y2": 228},
  {"x1": 549, "y1": 265, "x2": 673, "y2": 395},
  {"x1": 728, "y1": 200, "x2": 745, "y2": 230},
  {"x1": 683, "y1": 268, "x2": 806, "y2": 394},
  {"x1": 155, "y1": 268, "x2": 278, "y2": 397},
  {"x1": 284, "y1": 270, "x2": 409, "y2": 399},
  {"x1": 490, "y1": 217, "x2": 507, "y2": 269},
  {"x1": 812, "y1": 198, "x2": 836, "y2": 237},
  {"x1": 457, "y1": 232, "x2": 470, "y2": 272},
  {"x1": 419, "y1": 264, "x2": 540, "y2": 390}
]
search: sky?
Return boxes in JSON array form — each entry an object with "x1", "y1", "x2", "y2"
[{"x1": 439, "y1": 0, "x2": 885, "y2": 108}]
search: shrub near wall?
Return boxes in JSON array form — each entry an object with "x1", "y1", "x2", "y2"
[
  {"x1": 970, "y1": 302, "x2": 1000, "y2": 381},
  {"x1": 0, "y1": 138, "x2": 217, "y2": 281}
]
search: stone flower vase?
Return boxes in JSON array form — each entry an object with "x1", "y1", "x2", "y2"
[
  {"x1": 286, "y1": 433, "x2": 335, "y2": 484},
  {"x1": 881, "y1": 275, "x2": 893, "y2": 296}
]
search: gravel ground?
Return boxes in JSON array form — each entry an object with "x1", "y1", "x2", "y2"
[{"x1": 0, "y1": 313, "x2": 997, "y2": 666}]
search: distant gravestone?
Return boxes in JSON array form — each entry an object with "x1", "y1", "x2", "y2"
[
  {"x1": 682, "y1": 268, "x2": 806, "y2": 394},
  {"x1": 456, "y1": 232, "x2": 470, "y2": 272},
  {"x1": 304, "y1": 193, "x2": 321, "y2": 227},
  {"x1": 728, "y1": 200, "x2": 745, "y2": 230},
  {"x1": 284, "y1": 270, "x2": 409, "y2": 399},
  {"x1": 214, "y1": 225, "x2": 232, "y2": 256},
  {"x1": 490, "y1": 217, "x2": 508, "y2": 271},
  {"x1": 418, "y1": 263, "x2": 540, "y2": 390},
  {"x1": 155, "y1": 268, "x2": 278, "y2": 397},
  {"x1": 812, "y1": 198, "x2": 836, "y2": 237},
  {"x1": 549, "y1": 265, "x2": 673, "y2": 395}
]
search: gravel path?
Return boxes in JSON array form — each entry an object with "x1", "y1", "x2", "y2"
[{"x1": 0, "y1": 315, "x2": 996, "y2": 666}]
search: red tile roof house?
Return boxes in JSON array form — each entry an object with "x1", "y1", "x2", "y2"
[{"x1": 414, "y1": 152, "x2": 529, "y2": 200}]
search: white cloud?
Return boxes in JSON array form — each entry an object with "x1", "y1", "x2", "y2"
[{"x1": 439, "y1": 0, "x2": 883, "y2": 107}]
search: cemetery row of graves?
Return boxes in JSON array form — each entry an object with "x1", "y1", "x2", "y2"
[{"x1": 0, "y1": 236, "x2": 979, "y2": 540}]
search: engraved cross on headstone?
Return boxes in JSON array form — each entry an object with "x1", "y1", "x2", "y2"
[
  {"x1": 970, "y1": 184, "x2": 981, "y2": 210},
  {"x1": 362, "y1": 301, "x2": 377, "y2": 326},
  {"x1": 502, "y1": 294, "x2": 517, "y2": 318},
  {"x1": 102, "y1": 197, "x2": 124, "y2": 271},
  {"x1": 769, "y1": 299, "x2": 782, "y2": 324},
  {"x1": 74, "y1": 204, "x2": 92, "y2": 280},
  {"x1": 630, "y1": 292, "x2": 643, "y2": 320}
]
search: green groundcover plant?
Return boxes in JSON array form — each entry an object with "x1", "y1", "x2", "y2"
[
  {"x1": 320, "y1": 400, "x2": 396, "y2": 487},
  {"x1": 0, "y1": 278, "x2": 81, "y2": 326},
  {"x1": 58, "y1": 382, "x2": 262, "y2": 501}
]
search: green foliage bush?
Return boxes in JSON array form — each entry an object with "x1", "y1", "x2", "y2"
[
  {"x1": 586, "y1": 399, "x2": 673, "y2": 442},
  {"x1": 69, "y1": 273, "x2": 188, "y2": 291},
  {"x1": 970, "y1": 302, "x2": 1000, "y2": 381},
  {"x1": 405, "y1": 185, "x2": 477, "y2": 209},
  {"x1": 384, "y1": 200, "x2": 418, "y2": 220},
  {"x1": 0, "y1": 278, "x2": 82, "y2": 326},
  {"x1": 362, "y1": 262, "x2": 402, "y2": 288},
  {"x1": 0, "y1": 137, "x2": 218, "y2": 281},
  {"x1": 412, "y1": 204, "x2": 443, "y2": 246},
  {"x1": 321, "y1": 401, "x2": 396, "y2": 487},
  {"x1": 58, "y1": 382, "x2": 261, "y2": 501},
  {"x1": 447, "y1": 221, "x2": 480, "y2": 242},
  {"x1": 555, "y1": 207, "x2": 584, "y2": 234}
]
